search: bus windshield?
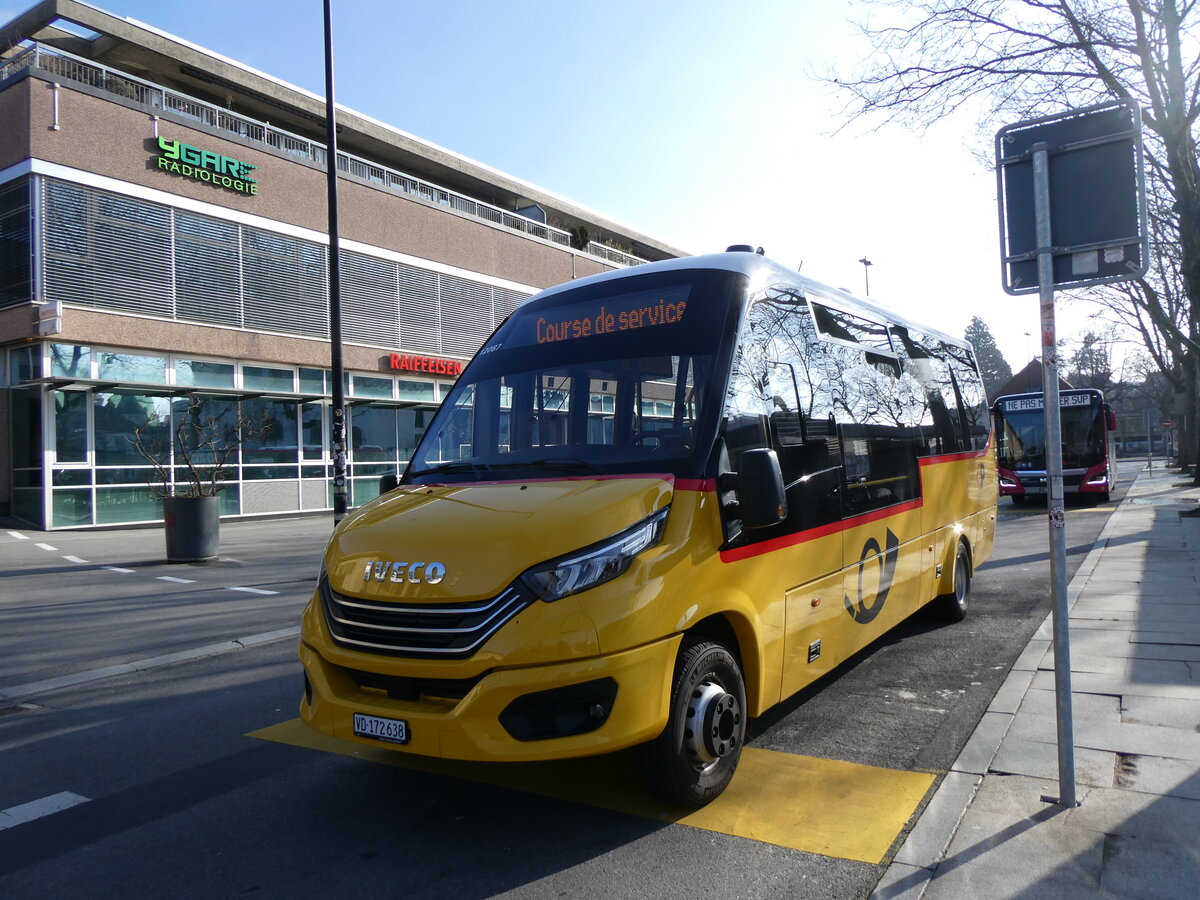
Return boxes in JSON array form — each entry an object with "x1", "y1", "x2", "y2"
[
  {"x1": 405, "y1": 269, "x2": 744, "y2": 484},
  {"x1": 996, "y1": 398, "x2": 1105, "y2": 471}
]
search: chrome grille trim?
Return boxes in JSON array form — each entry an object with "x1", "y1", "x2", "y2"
[{"x1": 320, "y1": 578, "x2": 534, "y2": 659}]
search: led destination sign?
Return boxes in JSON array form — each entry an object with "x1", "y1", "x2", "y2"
[
  {"x1": 155, "y1": 137, "x2": 258, "y2": 195},
  {"x1": 1000, "y1": 393, "x2": 1095, "y2": 413},
  {"x1": 528, "y1": 285, "x2": 692, "y2": 346}
]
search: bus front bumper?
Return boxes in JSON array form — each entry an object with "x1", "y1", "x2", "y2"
[{"x1": 298, "y1": 634, "x2": 680, "y2": 762}]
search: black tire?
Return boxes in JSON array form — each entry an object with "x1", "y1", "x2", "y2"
[
  {"x1": 1011, "y1": 495, "x2": 1026, "y2": 506},
  {"x1": 934, "y1": 541, "x2": 971, "y2": 622},
  {"x1": 636, "y1": 636, "x2": 747, "y2": 808}
]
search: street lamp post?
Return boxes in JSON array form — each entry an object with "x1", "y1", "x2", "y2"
[{"x1": 858, "y1": 256, "x2": 873, "y2": 296}]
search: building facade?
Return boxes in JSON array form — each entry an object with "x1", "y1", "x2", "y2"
[{"x1": 0, "y1": 1, "x2": 682, "y2": 529}]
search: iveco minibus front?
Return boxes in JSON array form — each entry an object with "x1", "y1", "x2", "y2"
[{"x1": 299, "y1": 260, "x2": 761, "y2": 807}]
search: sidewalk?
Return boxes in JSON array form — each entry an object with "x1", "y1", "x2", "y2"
[{"x1": 876, "y1": 463, "x2": 1200, "y2": 899}]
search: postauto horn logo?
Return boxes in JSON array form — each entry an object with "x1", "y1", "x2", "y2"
[{"x1": 155, "y1": 137, "x2": 258, "y2": 195}]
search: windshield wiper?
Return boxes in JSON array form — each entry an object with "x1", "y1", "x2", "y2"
[
  {"x1": 409, "y1": 462, "x2": 496, "y2": 478},
  {"x1": 522, "y1": 457, "x2": 604, "y2": 475}
]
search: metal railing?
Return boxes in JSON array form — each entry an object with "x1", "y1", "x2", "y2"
[{"x1": 2, "y1": 43, "x2": 647, "y2": 266}]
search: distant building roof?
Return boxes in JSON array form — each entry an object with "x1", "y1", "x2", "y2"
[{"x1": 994, "y1": 358, "x2": 1072, "y2": 399}]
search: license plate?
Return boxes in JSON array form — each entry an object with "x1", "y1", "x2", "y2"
[{"x1": 353, "y1": 713, "x2": 409, "y2": 745}]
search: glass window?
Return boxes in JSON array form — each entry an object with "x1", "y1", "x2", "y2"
[
  {"x1": 398, "y1": 408, "x2": 431, "y2": 461},
  {"x1": 9, "y1": 345, "x2": 40, "y2": 384},
  {"x1": 54, "y1": 390, "x2": 88, "y2": 463},
  {"x1": 350, "y1": 406, "x2": 398, "y2": 462},
  {"x1": 398, "y1": 379, "x2": 436, "y2": 402},
  {"x1": 95, "y1": 393, "x2": 172, "y2": 467},
  {"x1": 172, "y1": 396, "x2": 240, "y2": 472},
  {"x1": 302, "y1": 402, "x2": 324, "y2": 459},
  {"x1": 244, "y1": 365, "x2": 296, "y2": 393},
  {"x1": 98, "y1": 351, "x2": 166, "y2": 384},
  {"x1": 352, "y1": 375, "x2": 393, "y2": 399},
  {"x1": 53, "y1": 489, "x2": 92, "y2": 527},
  {"x1": 51, "y1": 344, "x2": 91, "y2": 378},
  {"x1": 299, "y1": 368, "x2": 326, "y2": 394},
  {"x1": 176, "y1": 359, "x2": 235, "y2": 388},
  {"x1": 812, "y1": 305, "x2": 894, "y2": 354},
  {"x1": 96, "y1": 487, "x2": 162, "y2": 524},
  {"x1": 0, "y1": 177, "x2": 32, "y2": 309},
  {"x1": 242, "y1": 398, "x2": 300, "y2": 464},
  {"x1": 11, "y1": 386, "x2": 42, "y2": 467}
]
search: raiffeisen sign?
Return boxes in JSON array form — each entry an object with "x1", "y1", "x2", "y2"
[{"x1": 154, "y1": 137, "x2": 258, "y2": 195}]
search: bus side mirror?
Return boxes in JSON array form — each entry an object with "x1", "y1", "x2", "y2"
[
  {"x1": 738, "y1": 448, "x2": 787, "y2": 529},
  {"x1": 379, "y1": 473, "x2": 399, "y2": 494},
  {"x1": 1106, "y1": 407, "x2": 1118, "y2": 431}
]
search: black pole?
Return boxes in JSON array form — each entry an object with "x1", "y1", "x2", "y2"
[{"x1": 323, "y1": 0, "x2": 347, "y2": 525}]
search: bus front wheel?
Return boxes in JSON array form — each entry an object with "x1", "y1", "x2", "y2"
[
  {"x1": 1011, "y1": 495, "x2": 1026, "y2": 506},
  {"x1": 636, "y1": 636, "x2": 746, "y2": 808},
  {"x1": 935, "y1": 541, "x2": 971, "y2": 623}
]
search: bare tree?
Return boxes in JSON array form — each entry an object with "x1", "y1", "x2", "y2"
[{"x1": 833, "y1": 0, "x2": 1200, "y2": 479}]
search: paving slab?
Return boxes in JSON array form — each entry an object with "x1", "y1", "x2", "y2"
[
  {"x1": 1119, "y1": 694, "x2": 1200, "y2": 729},
  {"x1": 1099, "y1": 833, "x2": 1200, "y2": 900},
  {"x1": 988, "y1": 737, "x2": 1116, "y2": 788}
]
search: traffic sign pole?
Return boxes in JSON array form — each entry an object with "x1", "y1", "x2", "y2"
[{"x1": 1033, "y1": 142, "x2": 1077, "y2": 808}]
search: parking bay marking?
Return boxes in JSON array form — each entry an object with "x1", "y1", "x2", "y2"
[{"x1": 249, "y1": 718, "x2": 934, "y2": 864}]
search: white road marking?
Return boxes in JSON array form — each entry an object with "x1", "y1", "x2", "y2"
[
  {"x1": 157, "y1": 576, "x2": 196, "y2": 584},
  {"x1": 35, "y1": 543, "x2": 57, "y2": 552},
  {"x1": 63, "y1": 556, "x2": 89, "y2": 564},
  {"x1": 0, "y1": 626, "x2": 300, "y2": 702},
  {"x1": 226, "y1": 586, "x2": 278, "y2": 595},
  {"x1": 6, "y1": 531, "x2": 28, "y2": 540},
  {"x1": 102, "y1": 566, "x2": 136, "y2": 574},
  {"x1": 0, "y1": 792, "x2": 90, "y2": 830}
]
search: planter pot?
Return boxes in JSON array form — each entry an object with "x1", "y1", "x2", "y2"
[{"x1": 163, "y1": 495, "x2": 221, "y2": 562}]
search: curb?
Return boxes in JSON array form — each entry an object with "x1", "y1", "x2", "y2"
[{"x1": 871, "y1": 471, "x2": 1151, "y2": 899}]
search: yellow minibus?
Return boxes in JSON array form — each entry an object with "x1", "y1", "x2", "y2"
[{"x1": 299, "y1": 248, "x2": 996, "y2": 806}]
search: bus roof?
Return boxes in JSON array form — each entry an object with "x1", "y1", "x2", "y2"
[{"x1": 527, "y1": 251, "x2": 972, "y2": 354}]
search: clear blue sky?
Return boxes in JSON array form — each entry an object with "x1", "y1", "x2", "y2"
[{"x1": 6, "y1": 0, "x2": 1107, "y2": 371}]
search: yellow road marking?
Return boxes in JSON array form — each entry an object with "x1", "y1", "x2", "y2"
[{"x1": 249, "y1": 718, "x2": 934, "y2": 863}]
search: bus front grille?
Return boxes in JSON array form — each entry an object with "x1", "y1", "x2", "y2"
[{"x1": 319, "y1": 577, "x2": 534, "y2": 659}]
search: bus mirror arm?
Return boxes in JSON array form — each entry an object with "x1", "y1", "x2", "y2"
[
  {"x1": 737, "y1": 448, "x2": 788, "y2": 529},
  {"x1": 379, "y1": 473, "x2": 399, "y2": 494}
]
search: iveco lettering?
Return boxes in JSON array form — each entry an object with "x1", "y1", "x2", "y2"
[{"x1": 299, "y1": 249, "x2": 997, "y2": 807}]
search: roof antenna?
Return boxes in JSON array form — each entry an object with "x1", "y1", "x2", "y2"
[{"x1": 755, "y1": 247, "x2": 765, "y2": 255}]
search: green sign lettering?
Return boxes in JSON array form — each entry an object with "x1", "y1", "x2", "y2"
[{"x1": 155, "y1": 137, "x2": 258, "y2": 195}]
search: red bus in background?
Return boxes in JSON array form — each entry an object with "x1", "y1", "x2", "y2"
[{"x1": 994, "y1": 388, "x2": 1118, "y2": 504}]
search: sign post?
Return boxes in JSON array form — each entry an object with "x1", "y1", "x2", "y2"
[{"x1": 997, "y1": 101, "x2": 1147, "y2": 808}]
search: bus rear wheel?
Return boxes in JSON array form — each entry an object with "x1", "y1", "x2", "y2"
[
  {"x1": 934, "y1": 541, "x2": 971, "y2": 623},
  {"x1": 636, "y1": 636, "x2": 746, "y2": 808}
]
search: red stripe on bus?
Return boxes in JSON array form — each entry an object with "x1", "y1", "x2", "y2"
[{"x1": 719, "y1": 498, "x2": 924, "y2": 563}]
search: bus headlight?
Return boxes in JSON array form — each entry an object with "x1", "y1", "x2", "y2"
[
  {"x1": 521, "y1": 507, "x2": 669, "y2": 602},
  {"x1": 999, "y1": 475, "x2": 1017, "y2": 488}
]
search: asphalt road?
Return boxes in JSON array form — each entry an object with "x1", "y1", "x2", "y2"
[{"x1": 0, "y1": 462, "x2": 1138, "y2": 898}]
